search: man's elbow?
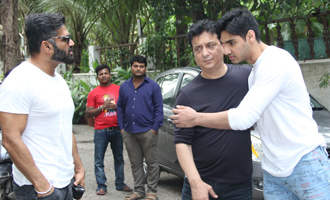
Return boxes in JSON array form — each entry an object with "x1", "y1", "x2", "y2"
[{"x1": 2, "y1": 133, "x2": 18, "y2": 153}]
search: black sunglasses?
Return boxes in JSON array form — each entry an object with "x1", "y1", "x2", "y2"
[{"x1": 52, "y1": 35, "x2": 71, "y2": 44}]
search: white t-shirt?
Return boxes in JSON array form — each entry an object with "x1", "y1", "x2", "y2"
[
  {"x1": 0, "y1": 61, "x2": 74, "y2": 187},
  {"x1": 228, "y1": 46, "x2": 325, "y2": 177}
]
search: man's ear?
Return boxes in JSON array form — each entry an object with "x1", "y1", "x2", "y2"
[
  {"x1": 41, "y1": 41, "x2": 52, "y2": 53},
  {"x1": 246, "y1": 30, "x2": 256, "y2": 43}
]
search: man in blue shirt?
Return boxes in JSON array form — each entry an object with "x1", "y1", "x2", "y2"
[{"x1": 117, "y1": 55, "x2": 163, "y2": 200}]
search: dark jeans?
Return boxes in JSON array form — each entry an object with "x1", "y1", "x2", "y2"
[
  {"x1": 182, "y1": 177, "x2": 252, "y2": 200},
  {"x1": 94, "y1": 128, "x2": 126, "y2": 191},
  {"x1": 13, "y1": 180, "x2": 73, "y2": 200}
]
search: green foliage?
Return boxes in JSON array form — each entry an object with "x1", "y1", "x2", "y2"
[
  {"x1": 71, "y1": 79, "x2": 95, "y2": 124},
  {"x1": 319, "y1": 73, "x2": 330, "y2": 88},
  {"x1": 63, "y1": 69, "x2": 96, "y2": 124},
  {"x1": 93, "y1": 59, "x2": 100, "y2": 70},
  {"x1": 78, "y1": 49, "x2": 90, "y2": 73},
  {"x1": 140, "y1": 33, "x2": 194, "y2": 70},
  {"x1": 111, "y1": 67, "x2": 132, "y2": 85},
  {"x1": 105, "y1": 47, "x2": 132, "y2": 70},
  {"x1": 0, "y1": 74, "x2": 4, "y2": 84}
]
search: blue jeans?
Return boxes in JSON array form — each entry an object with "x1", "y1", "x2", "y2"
[
  {"x1": 94, "y1": 128, "x2": 126, "y2": 191},
  {"x1": 182, "y1": 177, "x2": 252, "y2": 200},
  {"x1": 264, "y1": 146, "x2": 330, "y2": 200},
  {"x1": 13, "y1": 179, "x2": 73, "y2": 200}
]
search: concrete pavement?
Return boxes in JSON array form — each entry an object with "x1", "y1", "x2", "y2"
[{"x1": 73, "y1": 124, "x2": 183, "y2": 200}]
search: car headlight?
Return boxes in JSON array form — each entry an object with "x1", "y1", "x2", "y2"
[{"x1": 251, "y1": 134, "x2": 263, "y2": 162}]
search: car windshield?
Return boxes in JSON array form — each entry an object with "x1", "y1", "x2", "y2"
[{"x1": 310, "y1": 95, "x2": 324, "y2": 111}]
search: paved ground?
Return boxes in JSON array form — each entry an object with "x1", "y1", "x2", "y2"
[{"x1": 73, "y1": 124, "x2": 183, "y2": 200}]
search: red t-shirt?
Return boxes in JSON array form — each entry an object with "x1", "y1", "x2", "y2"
[{"x1": 87, "y1": 84, "x2": 120, "y2": 130}]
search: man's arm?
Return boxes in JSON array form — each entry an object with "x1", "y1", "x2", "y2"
[
  {"x1": 0, "y1": 112, "x2": 54, "y2": 197},
  {"x1": 117, "y1": 88, "x2": 125, "y2": 133},
  {"x1": 176, "y1": 143, "x2": 217, "y2": 199},
  {"x1": 72, "y1": 133, "x2": 85, "y2": 188},
  {"x1": 151, "y1": 84, "x2": 163, "y2": 134},
  {"x1": 171, "y1": 106, "x2": 230, "y2": 129},
  {"x1": 86, "y1": 106, "x2": 102, "y2": 117}
]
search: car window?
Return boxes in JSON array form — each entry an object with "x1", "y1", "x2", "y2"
[
  {"x1": 156, "y1": 76, "x2": 164, "y2": 87},
  {"x1": 180, "y1": 73, "x2": 195, "y2": 89},
  {"x1": 161, "y1": 73, "x2": 179, "y2": 106},
  {"x1": 310, "y1": 95, "x2": 324, "y2": 110}
]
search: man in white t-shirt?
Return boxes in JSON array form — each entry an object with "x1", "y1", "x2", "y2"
[
  {"x1": 0, "y1": 13, "x2": 85, "y2": 199},
  {"x1": 171, "y1": 8, "x2": 330, "y2": 199}
]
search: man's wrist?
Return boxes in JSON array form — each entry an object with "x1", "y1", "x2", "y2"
[
  {"x1": 34, "y1": 180, "x2": 52, "y2": 195},
  {"x1": 193, "y1": 112, "x2": 199, "y2": 126},
  {"x1": 97, "y1": 105, "x2": 103, "y2": 111}
]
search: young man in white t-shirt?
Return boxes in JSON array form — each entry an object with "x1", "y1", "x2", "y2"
[
  {"x1": 171, "y1": 8, "x2": 330, "y2": 199},
  {"x1": 0, "y1": 13, "x2": 85, "y2": 199}
]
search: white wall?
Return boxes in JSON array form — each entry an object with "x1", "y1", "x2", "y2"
[{"x1": 299, "y1": 59, "x2": 330, "y2": 110}]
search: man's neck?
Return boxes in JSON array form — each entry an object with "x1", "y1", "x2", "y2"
[
  {"x1": 132, "y1": 76, "x2": 145, "y2": 89},
  {"x1": 27, "y1": 57, "x2": 58, "y2": 77},
  {"x1": 100, "y1": 82, "x2": 112, "y2": 87},
  {"x1": 201, "y1": 63, "x2": 228, "y2": 80},
  {"x1": 132, "y1": 75, "x2": 145, "y2": 83},
  {"x1": 248, "y1": 41, "x2": 268, "y2": 64}
]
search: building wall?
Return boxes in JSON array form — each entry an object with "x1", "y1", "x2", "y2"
[{"x1": 299, "y1": 59, "x2": 330, "y2": 110}]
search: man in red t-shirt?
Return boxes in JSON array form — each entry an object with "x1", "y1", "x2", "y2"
[{"x1": 86, "y1": 64, "x2": 132, "y2": 195}]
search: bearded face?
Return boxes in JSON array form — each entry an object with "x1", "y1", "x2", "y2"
[{"x1": 51, "y1": 43, "x2": 74, "y2": 64}]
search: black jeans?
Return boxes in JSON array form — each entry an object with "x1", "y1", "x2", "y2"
[
  {"x1": 13, "y1": 179, "x2": 73, "y2": 200},
  {"x1": 182, "y1": 177, "x2": 252, "y2": 200}
]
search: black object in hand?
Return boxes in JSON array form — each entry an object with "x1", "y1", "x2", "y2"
[{"x1": 72, "y1": 183, "x2": 85, "y2": 199}]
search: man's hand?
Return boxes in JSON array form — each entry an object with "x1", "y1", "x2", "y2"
[
  {"x1": 190, "y1": 179, "x2": 218, "y2": 200},
  {"x1": 171, "y1": 105, "x2": 198, "y2": 128},
  {"x1": 151, "y1": 129, "x2": 157, "y2": 135},
  {"x1": 74, "y1": 171, "x2": 85, "y2": 188}
]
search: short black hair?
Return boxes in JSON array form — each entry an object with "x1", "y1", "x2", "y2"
[
  {"x1": 25, "y1": 13, "x2": 65, "y2": 55},
  {"x1": 130, "y1": 55, "x2": 147, "y2": 67},
  {"x1": 217, "y1": 8, "x2": 261, "y2": 42},
  {"x1": 95, "y1": 64, "x2": 110, "y2": 75},
  {"x1": 187, "y1": 19, "x2": 218, "y2": 48}
]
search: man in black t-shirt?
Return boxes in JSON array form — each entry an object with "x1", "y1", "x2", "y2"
[{"x1": 174, "y1": 19, "x2": 252, "y2": 200}]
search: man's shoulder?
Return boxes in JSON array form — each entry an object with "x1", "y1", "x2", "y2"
[
  {"x1": 177, "y1": 74, "x2": 200, "y2": 94},
  {"x1": 145, "y1": 76, "x2": 157, "y2": 84},
  {"x1": 90, "y1": 85, "x2": 101, "y2": 92},
  {"x1": 227, "y1": 63, "x2": 251, "y2": 70},
  {"x1": 145, "y1": 77, "x2": 161, "y2": 88},
  {"x1": 120, "y1": 78, "x2": 132, "y2": 87}
]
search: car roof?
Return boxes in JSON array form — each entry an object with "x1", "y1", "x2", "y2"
[{"x1": 155, "y1": 66, "x2": 201, "y2": 79}]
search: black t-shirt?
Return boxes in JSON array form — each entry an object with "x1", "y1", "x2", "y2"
[{"x1": 174, "y1": 64, "x2": 252, "y2": 183}]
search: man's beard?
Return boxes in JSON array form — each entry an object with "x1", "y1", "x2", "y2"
[{"x1": 51, "y1": 44, "x2": 74, "y2": 64}]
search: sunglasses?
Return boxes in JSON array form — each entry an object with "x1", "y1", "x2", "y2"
[{"x1": 52, "y1": 35, "x2": 71, "y2": 44}]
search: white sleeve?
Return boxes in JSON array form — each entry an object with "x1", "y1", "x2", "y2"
[{"x1": 0, "y1": 79, "x2": 32, "y2": 114}]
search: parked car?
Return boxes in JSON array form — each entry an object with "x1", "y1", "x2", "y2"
[
  {"x1": 154, "y1": 67, "x2": 264, "y2": 199},
  {"x1": 154, "y1": 66, "x2": 330, "y2": 200}
]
